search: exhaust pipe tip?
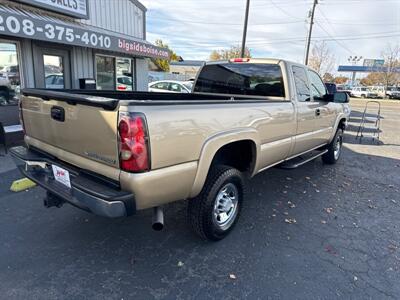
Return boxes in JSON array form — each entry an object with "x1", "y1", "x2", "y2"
[
  {"x1": 152, "y1": 222, "x2": 164, "y2": 231},
  {"x1": 152, "y1": 207, "x2": 164, "y2": 231},
  {"x1": 44, "y1": 192, "x2": 65, "y2": 208}
]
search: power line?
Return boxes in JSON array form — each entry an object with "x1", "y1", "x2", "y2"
[
  {"x1": 149, "y1": 16, "x2": 304, "y2": 26},
  {"x1": 316, "y1": 19, "x2": 399, "y2": 26},
  {"x1": 315, "y1": 22, "x2": 353, "y2": 55},
  {"x1": 315, "y1": 6, "x2": 354, "y2": 55},
  {"x1": 148, "y1": 29, "x2": 400, "y2": 46},
  {"x1": 322, "y1": 0, "x2": 399, "y2": 4},
  {"x1": 164, "y1": 33, "x2": 397, "y2": 53},
  {"x1": 269, "y1": 0, "x2": 305, "y2": 20},
  {"x1": 150, "y1": 32, "x2": 400, "y2": 51}
]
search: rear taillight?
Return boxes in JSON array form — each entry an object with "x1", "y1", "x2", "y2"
[
  {"x1": 18, "y1": 99, "x2": 25, "y2": 134},
  {"x1": 117, "y1": 85, "x2": 127, "y2": 91},
  {"x1": 118, "y1": 112, "x2": 150, "y2": 172}
]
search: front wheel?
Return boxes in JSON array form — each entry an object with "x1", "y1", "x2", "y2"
[
  {"x1": 322, "y1": 129, "x2": 344, "y2": 164},
  {"x1": 188, "y1": 165, "x2": 244, "y2": 241}
]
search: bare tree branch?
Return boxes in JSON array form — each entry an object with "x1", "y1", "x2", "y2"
[
  {"x1": 381, "y1": 43, "x2": 400, "y2": 88},
  {"x1": 308, "y1": 41, "x2": 335, "y2": 79}
]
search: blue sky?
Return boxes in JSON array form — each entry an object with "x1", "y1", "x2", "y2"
[{"x1": 141, "y1": 0, "x2": 400, "y2": 70}]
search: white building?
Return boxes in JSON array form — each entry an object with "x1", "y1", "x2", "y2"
[{"x1": 0, "y1": 0, "x2": 168, "y2": 92}]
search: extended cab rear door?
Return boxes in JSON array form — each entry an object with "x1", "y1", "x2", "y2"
[
  {"x1": 291, "y1": 65, "x2": 324, "y2": 155},
  {"x1": 307, "y1": 70, "x2": 336, "y2": 144}
]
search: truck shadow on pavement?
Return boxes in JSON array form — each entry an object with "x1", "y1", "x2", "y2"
[{"x1": 0, "y1": 145, "x2": 399, "y2": 299}]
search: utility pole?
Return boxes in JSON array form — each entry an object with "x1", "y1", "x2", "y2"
[
  {"x1": 241, "y1": 0, "x2": 250, "y2": 58},
  {"x1": 304, "y1": 0, "x2": 318, "y2": 65}
]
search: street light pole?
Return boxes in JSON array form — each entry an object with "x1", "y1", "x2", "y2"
[
  {"x1": 241, "y1": 0, "x2": 250, "y2": 58},
  {"x1": 304, "y1": 0, "x2": 318, "y2": 65}
]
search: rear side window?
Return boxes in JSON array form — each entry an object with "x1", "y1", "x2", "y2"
[
  {"x1": 292, "y1": 66, "x2": 310, "y2": 102},
  {"x1": 194, "y1": 63, "x2": 285, "y2": 97}
]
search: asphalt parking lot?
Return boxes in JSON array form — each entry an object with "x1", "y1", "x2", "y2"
[{"x1": 0, "y1": 99, "x2": 399, "y2": 299}]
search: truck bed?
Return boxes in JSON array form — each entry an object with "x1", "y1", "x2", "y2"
[{"x1": 22, "y1": 89, "x2": 260, "y2": 111}]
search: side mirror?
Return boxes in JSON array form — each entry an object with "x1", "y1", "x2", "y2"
[{"x1": 333, "y1": 92, "x2": 349, "y2": 103}]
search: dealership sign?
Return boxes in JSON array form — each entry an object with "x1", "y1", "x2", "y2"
[
  {"x1": 0, "y1": 10, "x2": 170, "y2": 59},
  {"x1": 363, "y1": 59, "x2": 385, "y2": 68},
  {"x1": 15, "y1": 0, "x2": 89, "y2": 19}
]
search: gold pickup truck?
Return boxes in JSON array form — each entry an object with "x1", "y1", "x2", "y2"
[{"x1": 10, "y1": 59, "x2": 350, "y2": 241}]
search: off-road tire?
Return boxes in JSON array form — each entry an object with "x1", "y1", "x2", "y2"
[
  {"x1": 188, "y1": 165, "x2": 244, "y2": 241},
  {"x1": 322, "y1": 128, "x2": 344, "y2": 165}
]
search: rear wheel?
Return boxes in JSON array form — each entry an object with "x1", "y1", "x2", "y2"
[
  {"x1": 188, "y1": 165, "x2": 244, "y2": 241},
  {"x1": 322, "y1": 129, "x2": 343, "y2": 165}
]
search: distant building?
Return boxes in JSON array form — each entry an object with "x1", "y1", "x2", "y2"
[{"x1": 169, "y1": 60, "x2": 206, "y2": 80}]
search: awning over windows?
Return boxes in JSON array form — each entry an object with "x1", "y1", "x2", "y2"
[{"x1": 0, "y1": 3, "x2": 169, "y2": 59}]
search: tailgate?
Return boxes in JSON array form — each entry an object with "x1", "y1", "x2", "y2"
[{"x1": 21, "y1": 90, "x2": 120, "y2": 171}]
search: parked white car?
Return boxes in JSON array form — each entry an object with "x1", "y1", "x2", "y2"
[
  {"x1": 386, "y1": 87, "x2": 400, "y2": 99},
  {"x1": 369, "y1": 86, "x2": 385, "y2": 98},
  {"x1": 45, "y1": 74, "x2": 64, "y2": 89},
  {"x1": 148, "y1": 80, "x2": 193, "y2": 93},
  {"x1": 350, "y1": 87, "x2": 378, "y2": 99}
]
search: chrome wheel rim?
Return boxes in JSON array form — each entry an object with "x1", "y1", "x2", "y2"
[
  {"x1": 334, "y1": 133, "x2": 343, "y2": 160},
  {"x1": 213, "y1": 183, "x2": 239, "y2": 230}
]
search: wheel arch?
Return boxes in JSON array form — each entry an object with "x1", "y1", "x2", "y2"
[
  {"x1": 328, "y1": 115, "x2": 347, "y2": 143},
  {"x1": 189, "y1": 128, "x2": 260, "y2": 198}
]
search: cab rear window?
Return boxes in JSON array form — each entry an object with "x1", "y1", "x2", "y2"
[{"x1": 194, "y1": 63, "x2": 285, "y2": 97}]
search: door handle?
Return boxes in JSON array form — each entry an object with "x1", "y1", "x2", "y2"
[
  {"x1": 51, "y1": 106, "x2": 65, "y2": 122},
  {"x1": 315, "y1": 108, "x2": 321, "y2": 116}
]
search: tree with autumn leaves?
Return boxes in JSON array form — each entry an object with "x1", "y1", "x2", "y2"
[
  {"x1": 360, "y1": 44, "x2": 400, "y2": 87},
  {"x1": 209, "y1": 46, "x2": 252, "y2": 61}
]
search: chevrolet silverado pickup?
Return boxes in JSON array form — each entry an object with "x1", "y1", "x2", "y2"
[{"x1": 11, "y1": 58, "x2": 350, "y2": 241}]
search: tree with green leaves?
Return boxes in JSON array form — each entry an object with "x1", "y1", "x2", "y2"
[
  {"x1": 209, "y1": 46, "x2": 252, "y2": 61},
  {"x1": 151, "y1": 39, "x2": 179, "y2": 72}
]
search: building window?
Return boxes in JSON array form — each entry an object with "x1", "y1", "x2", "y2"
[
  {"x1": 44, "y1": 55, "x2": 64, "y2": 89},
  {"x1": 116, "y1": 58, "x2": 134, "y2": 91},
  {"x1": 0, "y1": 42, "x2": 21, "y2": 107},
  {"x1": 96, "y1": 55, "x2": 135, "y2": 91},
  {"x1": 96, "y1": 55, "x2": 115, "y2": 91}
]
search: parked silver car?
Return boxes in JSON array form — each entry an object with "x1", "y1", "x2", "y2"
[{"x1": 148, "y1": 80, "x2": 193, "y2": 93}]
